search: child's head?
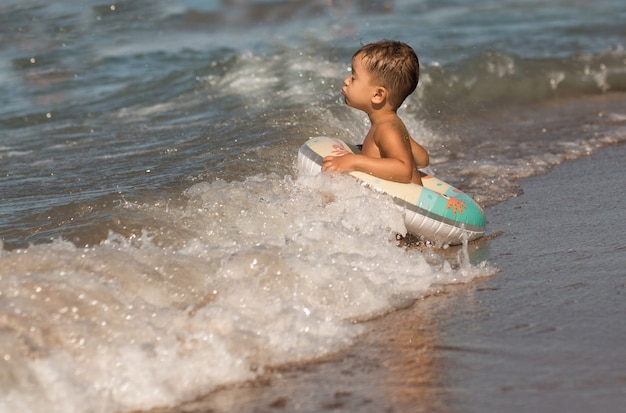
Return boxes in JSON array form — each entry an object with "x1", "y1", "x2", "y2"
[{"x1": 353, "y1": 40, "x2": 419, "y2": 110}]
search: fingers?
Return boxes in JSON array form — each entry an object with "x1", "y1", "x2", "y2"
[
  {"x1": 322, "y1": 154, "x2": 352, "y2": 172},
  {"x1": 322, "y1": 156, "x2": 335, "y2": 171},
  {"x1": 322, "y1": 155, "x2": 342, "y2": 172}
]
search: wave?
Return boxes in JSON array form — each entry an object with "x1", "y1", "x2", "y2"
[
  {"x1": 417, "y1": 47, "x2": 626, "y2": 114},
  {"x1": 0, "y1": 171, "x2": 495, "y2": 413}
]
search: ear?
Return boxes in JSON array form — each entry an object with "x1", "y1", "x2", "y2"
[{"x1": 371, "y1": 86, "x2": 387, "y2": 105}]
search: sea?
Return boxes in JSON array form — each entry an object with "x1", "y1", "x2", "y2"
[{"x1": 1, "y1": 1, "x2": 625, "y2": 412}]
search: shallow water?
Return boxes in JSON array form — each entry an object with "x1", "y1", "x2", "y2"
[
  {"x1": 150, "y1": 141, "x2": 626, "y2": 413},
  {"x1": 1, "y1": 1, "x2": 625, "y2": 412}
]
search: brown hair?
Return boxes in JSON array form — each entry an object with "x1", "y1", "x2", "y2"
[{"x1": 355, "y1": 40, "x2": 419, "y2": 109}]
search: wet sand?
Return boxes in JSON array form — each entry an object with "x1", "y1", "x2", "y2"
[{"x1": 140, "y1": 128, "x2": 626, "y2": 413}]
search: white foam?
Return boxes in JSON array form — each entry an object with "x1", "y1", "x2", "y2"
[{"x1": 0, "y1": 173, "x2": 495, "y2": 413}]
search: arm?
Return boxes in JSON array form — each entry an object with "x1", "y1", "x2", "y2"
[
  {"x1": 322, "y1": 124, "x2": 415, "y2": 183},
  {"x1": 322, "y1": 153, "x2": 414, "y2": 182},
  {"x1": 410, "y1": 138, "x2": 429, "y2": 169}
]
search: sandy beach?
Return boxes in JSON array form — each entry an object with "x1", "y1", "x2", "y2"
[{"x1": 139, "y1": 139, "x2": 626, "y2": 413}]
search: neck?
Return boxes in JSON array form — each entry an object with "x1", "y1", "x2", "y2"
[{"x1": 368, "y1": 108, "x2": 397, "y2": 124}]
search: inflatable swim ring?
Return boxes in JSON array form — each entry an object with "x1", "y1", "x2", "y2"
[{"x1": 297, "y1": 137, "x2": 486, "y2": 245}]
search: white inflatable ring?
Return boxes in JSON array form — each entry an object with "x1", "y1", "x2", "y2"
[{"x1": 297, "y1": 137, "x2": 486, "y2": 245}]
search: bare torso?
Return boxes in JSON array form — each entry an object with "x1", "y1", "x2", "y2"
[{"x1": 361, "y1": 118, "x2": 423, "y2": 185}]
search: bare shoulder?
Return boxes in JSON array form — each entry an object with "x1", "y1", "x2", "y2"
[
  {"x1": 372, "y1": 116, "x2": 407, "y2": 145},
  {"x1": 368, "y1": 118, "x2": 412, "y2": 160}
]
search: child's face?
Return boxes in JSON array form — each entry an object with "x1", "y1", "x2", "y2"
[{"x1": 342, "y1": 54, "x2": 377, "y2": 112}]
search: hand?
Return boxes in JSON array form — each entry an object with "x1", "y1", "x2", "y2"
[{"x1": 322, "y1": 154, "x2": 354, "y2": 173}]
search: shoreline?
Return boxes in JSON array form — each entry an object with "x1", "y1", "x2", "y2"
[{"x1": 139, "y1": 139, "x2": 626, "y2": 413}]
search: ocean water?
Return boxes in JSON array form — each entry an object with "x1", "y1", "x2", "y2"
[{"x1": 0, "y1": 1, "x2": 625, "y2": 412}]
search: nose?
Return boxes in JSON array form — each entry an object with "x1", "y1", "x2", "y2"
[{"x1": 343, "y1": 74, "x2": 351, "y2": 86}]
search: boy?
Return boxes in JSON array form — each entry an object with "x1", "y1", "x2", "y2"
[{"x1": 322, "y1": 40, "x2": 429, "y2": 185}]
